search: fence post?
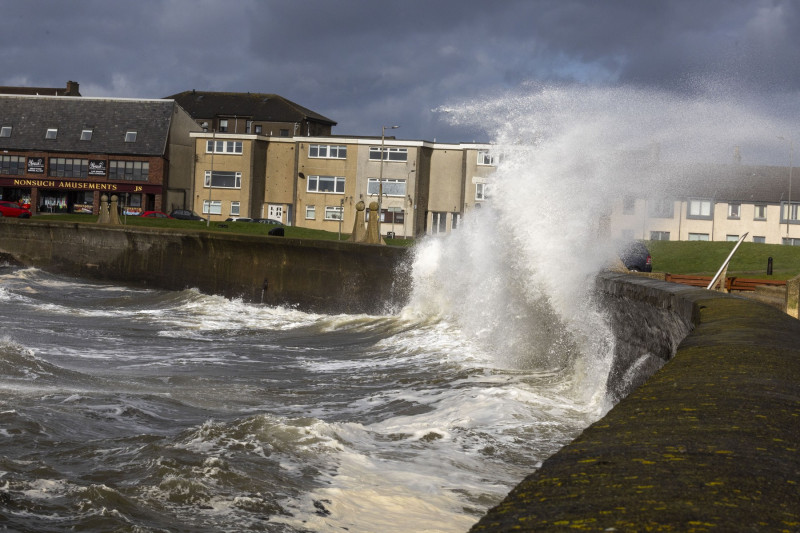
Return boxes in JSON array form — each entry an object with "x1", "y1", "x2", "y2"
[{"x1": 786, "y1": 274, "x2": 800, "y2": 319}]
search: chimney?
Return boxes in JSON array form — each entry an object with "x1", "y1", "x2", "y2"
[{"x1": 65, "y1": 81, "x2": 81, "y2": 96}]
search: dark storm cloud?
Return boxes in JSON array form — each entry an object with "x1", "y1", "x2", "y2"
[{"x1": 2, "y1": 0, "x2": 799, "y2": 143}]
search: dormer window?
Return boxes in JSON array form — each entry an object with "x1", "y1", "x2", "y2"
[
  {"x1": 80, "y1": 129, "x2": 93, "y2": 141},
  {"x1": 0, "y1": 126, "x2": 11, "y2": 137},
  {"x1": 125, "y1": 131, "x2": 137, "y2": 142},
  {"x1": 46, "y1": 128, "x2": 58, "y2": 140}
]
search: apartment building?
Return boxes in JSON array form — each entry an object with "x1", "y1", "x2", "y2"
[
  {"x1": 190, "y1": 131, "x2": 495, "y2": 237},
  {"x1": 167, "y1": 91, "x2": 337, "y2": 138},
  {"x1": 608, "y1": 163, "x2": 800, "y2": 245}
]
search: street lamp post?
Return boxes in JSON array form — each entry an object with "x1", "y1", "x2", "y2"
[
  {"x1": 338, "y1": 197, "x2": 344, "y2": 240},
  {"x1": 379, "y1": 125, "x2": 399, "y2": 237},
  {"x1": 779, "y1": 136, "x2": 794, "y2": 236},
  {"x1": 206, "y1": 129, "x2": 215, "y2": 227}
]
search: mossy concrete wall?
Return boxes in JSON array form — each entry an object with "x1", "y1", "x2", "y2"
[
  {"x1": 472, "y1": 272, "x2": 800, "y2": 532},
  {"x1": 0, "y1": 219, "x2": 410, "y2": 314}
]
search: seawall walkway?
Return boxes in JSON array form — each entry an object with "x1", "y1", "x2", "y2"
[{"x1": 472, "y1": 274, "x2": 800, "y2": 532}]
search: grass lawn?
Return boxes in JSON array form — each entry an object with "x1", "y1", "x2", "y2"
[
  {"x1": 30, "y1": 214, "x2": 415, "y2": 247},
  {"x1": 647, "y1": 240, "x2": 800, "y2": 280}
]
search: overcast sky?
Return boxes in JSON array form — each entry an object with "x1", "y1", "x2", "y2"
[{"x1": 3, "y1": 0, "x2": 800, "y2": 152}]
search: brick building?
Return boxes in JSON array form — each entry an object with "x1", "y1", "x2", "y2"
[{"x1": 0, "y1": 95, "x2": 199, "y2": 214}]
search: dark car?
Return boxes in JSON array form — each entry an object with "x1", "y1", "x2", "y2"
[
  {"x1": 169, "y1": 209, "x2": 206, "y2": 221},
  {"x1": 140, "y1": 211, "x2": 173, "y2": 218},
  {"x1": 252, "y1": 218, "x2": 284, "y2": 226},
  {"x1": 0, "y1": 200, "x2": 32, "y2": 218},
  {"x1": 619, "y1": 241, "x2": 652, "y2": 272}
]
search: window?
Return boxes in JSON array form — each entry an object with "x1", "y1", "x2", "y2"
[
  {"x1": 309, "y1": 144, "x2": 347, "y2": 159},
  {"x1": 753, "y1": 236, "x2": 766, "y2": 244},
  {"x1": 369, "y1": 147, "x2": 408, "y2": 161},
  {"x1": 754, "y1": 204, "x2": 767, "y2": 220},
  {"x1": 726, "y1": 235, "x2": 740, "y2": 242},
  {"x1": 109, "y1": 160, "x2": 149, "y2": 181},
  {"x1": 367, "y1": 178, "x2": 406, "y2": 197},
  {"x1": 688, "y1": 233, "x2": 710, "y2": 241},
  {"x1": 206, "y1": 140, "x2": 243, "y2": 154},
  {"x1": 0, "y1": 126, "x2": 11, "y2": 137},
  {"x1": 45, "y1": 128, "x2": 58, "y2": 140},
  {"x1": 431, "y1": 212, "x2": 447, "y2": 234},
  {"x1": 477, "y1": 150, "x2": 496, "y2": 165},
  {"x1": 80, "y1": 129, "x2": 93, "y2": 141},
  {"x1": 727, "y1": 203, "x2": 740, "y2": 219},
  {"x1": 306, "y1": 205, "x2": 316, "y2": 219},
  {"x1": 649, "y1": 198, "x2": 674, "y2": 218},
  {"x1": 650, "y1": 231, "x2": 670, "y2": 241},
  {"x1": 324, "y1": 206, "x2": 343, "y2": 220},
  {"x1": 783, "y1": 237, "x2": 800, "y2": 246},
  {"x1": 255, "y1": 125, "x2": 262, "y2": 134},
  {"x1": 476, "y1": 183, "x2": 489, "y2": 201},
  {"x1": 0, "y1": 155, "x2": 24, "y2": 175},
  {"x1": 219, "y1": 119, "x2": 228, "y2": 133},
  {"x1": 307, "y1": 175, "x2": 345, "y2": 193},
  {"x1": 202, "y1": 200, "x2": 222, "y2": 215},
  {"x1": 687, "y1": 198, "x2": 713, "y2": 219},
  {"x1": 382, "y1": 207, "x2": 404, "y2": 224},
  {"x1": 246, "y1": 121, "x2": 252, "y2": 134},
  {"x1": 124, "y1": 131, "x2": 137, "y2": 143},
  {"x1": 204, "y1": 170, "x2": 242, "y2": 189},
  {"x1": 48, "y1": 158, "x2": 89, "y2": 178},
  {"x1": 781, "y1": 201, "x2": 800, "y2": 223},
  {"x1": 280, "y1": 129, "x2": 289, "y2": 137},
  {"x1": 623, "y1": 196, "x2": 636, "y2": 215},
  {"x1": 230, "y1": 201, "x2": 240, "y2": 216}
]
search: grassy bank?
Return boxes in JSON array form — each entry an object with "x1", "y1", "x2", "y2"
[
  {"x1": 647, "y1": 240, "x2": 800, "y2": 280},
  {"x1": 30, "y1": 214, "x2": 414, "y2": 246}
]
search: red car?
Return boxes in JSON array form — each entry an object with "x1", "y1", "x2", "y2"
[
  {"x1": 140, "y1": 211, "x2": 173, "y2": 219},
  {"x1": 0, "y1": 200, "x2": 32, "y2": 218}
]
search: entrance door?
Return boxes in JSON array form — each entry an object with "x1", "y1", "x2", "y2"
[{"x1": 267, "y1": 204, "x2": 283, "y2": 222}]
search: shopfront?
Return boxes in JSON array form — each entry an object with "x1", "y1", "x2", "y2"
[{"x1": 0, "y1": 176, "x2": 163, "y2": 215}]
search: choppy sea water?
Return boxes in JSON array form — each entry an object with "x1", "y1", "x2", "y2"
[{"x1": 0, "y1": 263, "x2": 608, "y2": 532}]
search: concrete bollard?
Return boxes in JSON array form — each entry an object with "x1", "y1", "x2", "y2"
[
  {"x1": 349, "y1": 201, "x2": 367, "y2": 243},
  {"x1": 108, "y1": 195, "x2": 121, "y2": 225},
  {"x1": 97, "y1": 194, "x2": 110, "y2": 224},
  {"x1": 363, "y1": 201, "x2": 384, "y2": 245}
]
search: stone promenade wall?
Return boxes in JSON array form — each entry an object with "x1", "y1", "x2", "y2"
[
  {"x1": 472, "y1": 272, "x2": 800, "y2": 531},
  {"x1": 0, "y1": 219, "x2": 411, "y2": 314}
]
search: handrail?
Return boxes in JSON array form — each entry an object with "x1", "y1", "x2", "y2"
[{"x1": 707, "y1": 232, "x2": 749, "y2": 290}]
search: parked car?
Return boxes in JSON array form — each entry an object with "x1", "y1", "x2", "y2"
[
  {"x1": 169, "y1": 209, "x2": 206, "y2": 221},
  {"x1": 0, "y1": 200, "x2": 32, "y2": 218},
  {"x1": 140, "y1": 211, "x2": 173, "y2": 218},
  {"x1": 252, "y1": 218, "x2": 284, "y2": 226},
  {"x1": 619, "y1": 241, "x2": 652, "y2": 272},
  {"x1": 225, "y1": 217, "x2": 253, "y2": 222}
]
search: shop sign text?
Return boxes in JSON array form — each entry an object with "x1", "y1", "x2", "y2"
[{"x1": 27, "y1": 157, "x2": 45, "y2": 174}]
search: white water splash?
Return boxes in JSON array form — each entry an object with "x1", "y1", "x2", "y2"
[{"x1": 409, "y1": 82, "x2": 794, "y2": 408}]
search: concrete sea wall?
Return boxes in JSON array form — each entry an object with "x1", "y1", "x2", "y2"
[
  {"x1": 3, "y1": 220, "x2": 798, "y2": 530},
  {"x1": 472, "y1": 272, "x2": 800, "y2": 532},
  {"x1": 0, "y1": 219, "x2": 411, "y2": 315}
]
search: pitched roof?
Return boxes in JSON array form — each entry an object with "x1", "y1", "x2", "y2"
[
  {"x1": 657, "y1": 163, "x2": 794, "y2": 204},
  {"x1": 0, "y1": 95, "x2": 176, "y2": 156},
  {"x1": 0, "y1": 81, "x2": 81, "y2": 97},
  {"x1": 165, "y1": 90, "x2": 336, "y2": 126}
]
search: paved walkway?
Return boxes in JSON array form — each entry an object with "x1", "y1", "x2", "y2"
[{"x1": 471, "y1": 293, "x2": 800, "y2": 532}]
